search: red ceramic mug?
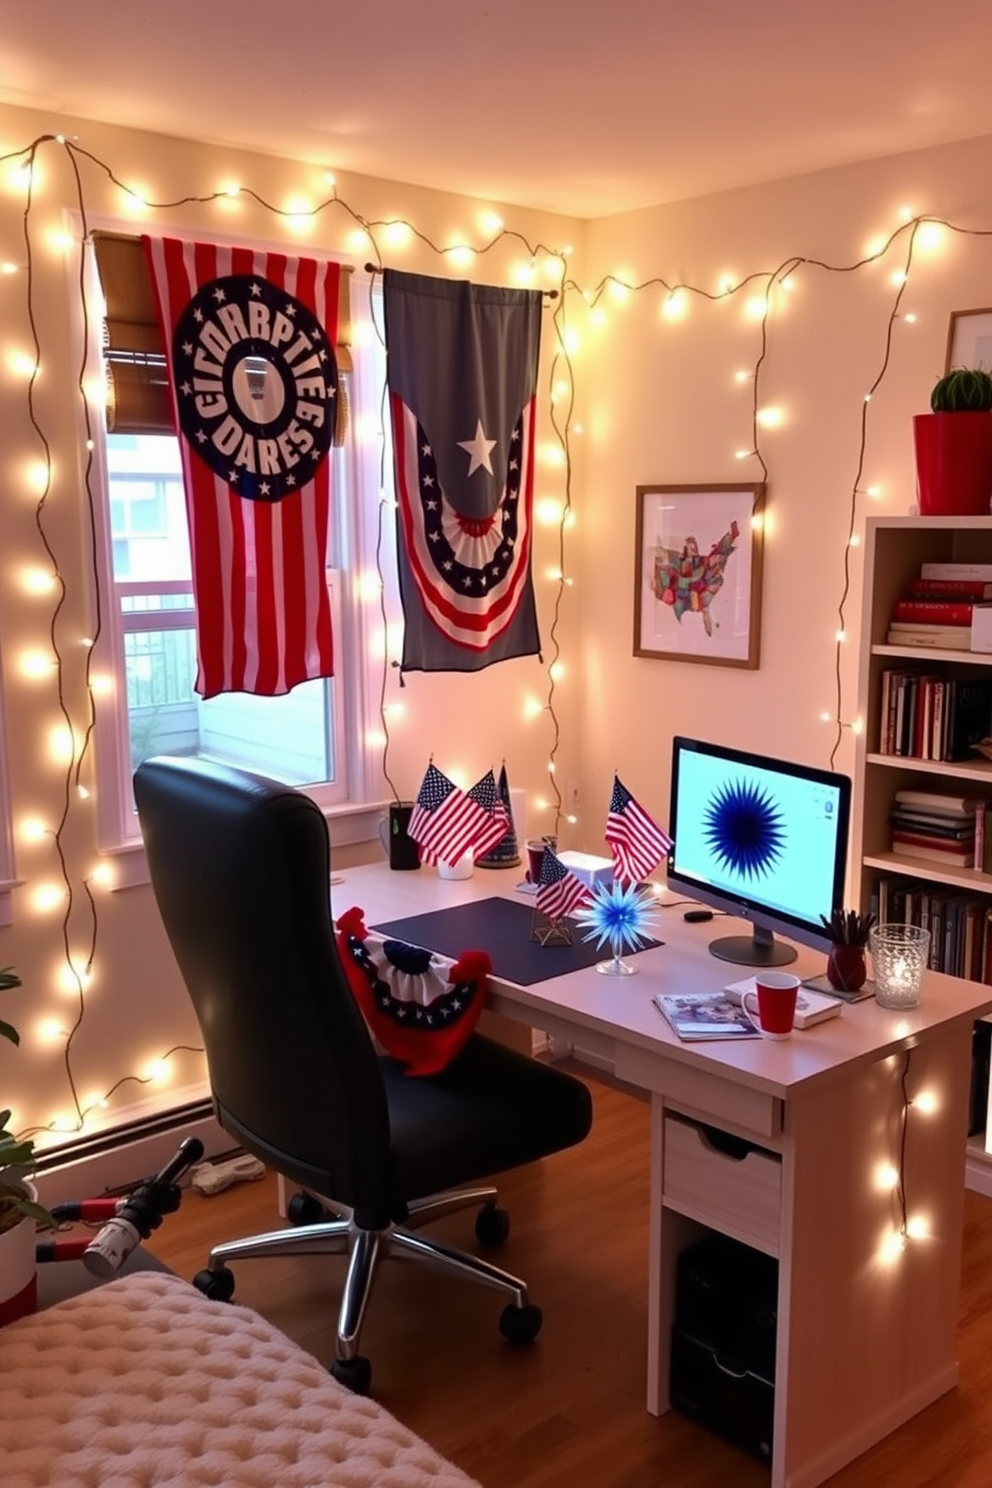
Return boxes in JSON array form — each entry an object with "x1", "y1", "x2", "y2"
[{"x1": 742, "y1": 972, "x2": 801, "y2": 1040}]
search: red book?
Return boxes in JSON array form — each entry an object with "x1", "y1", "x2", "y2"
[
  {"x1": 907, "y1": 578, "x2": 992, "y2": 599},
  {"x1": 890, "y1": 600, "x2": 973, "y2": 626}
]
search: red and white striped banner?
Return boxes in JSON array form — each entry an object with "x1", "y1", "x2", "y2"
[{"x1": 143, "y1": 236, "x2": 340, "y2": 699}]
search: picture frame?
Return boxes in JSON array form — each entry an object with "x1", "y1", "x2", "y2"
[
  {"x1": 633, "y1": 483, "x2": 765, "y2": 668},
  {"x1": 944, "y1": 308, "x2": 992, "y2": 373}
]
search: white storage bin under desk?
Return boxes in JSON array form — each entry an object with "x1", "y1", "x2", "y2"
[{"x1": 662, "y1": 1113, "x2": 782, "y2": 1257}]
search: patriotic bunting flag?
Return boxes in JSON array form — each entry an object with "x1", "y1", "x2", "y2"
[
  {"x1": 143, "y1": 236, "x2": 340, "y2": 699},
  {"x1": 605, "y1": 775, "x2": 674, "y2": 885},
  {"x1": 383, "y1": 268, "x2": 543, "y2": 674},
  {"x1": 466, "y1": 768, "x2": 511, "y2": 860},
  {"x1": 408, "y1": 763, "x2": 492, "y2": 867},
  {"x1": 536, "y1": 848, "x2": 591, "y2": 920}
]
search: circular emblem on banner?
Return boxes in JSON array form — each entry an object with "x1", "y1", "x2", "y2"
[{"x1": 172, "y1": 274, "x2": 337, "y2": 502}]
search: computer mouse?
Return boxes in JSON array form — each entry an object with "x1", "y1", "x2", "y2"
[{"x1": 683, "y1": 909, "x2": 714, "y2": 923}]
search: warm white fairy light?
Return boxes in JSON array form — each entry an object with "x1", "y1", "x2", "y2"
[
  {"x1": 88, "y1": 862, "x2": 114, "y2": 889},
  {"x1": 445, "y1": 245, "x2": 475, "y2": 269},
  {"x1": 756, "y1": 406, "x2": 784, "y2": 428},
  {"x1": 19, "y1": 816, "x2": 49, "y2": 844},
  {"x1": 18, "y1": 648, "x2": 55, "y2": 680},
  {"x1": 905, "y1": 1215, "x2": 931, "y2": 1241},
  {"x1": 36, "y1": 1016, "x2": 68, "y2": 1044},
  {"x1": 536, "y1": 497, "x2": 565, "y2": 524},
  {"x1": 522, "y1": 696, "x2": 545, "y2": 721},
  {"x1": 874, "y1": 1160, "x2": 900, "y2": 1192},
  {"x1": 382, "y1": 220, "x2": 413, "y2": 249},
  {"x1": 57, "y1": 960, "x2": 93, "y2": 994},
  {"x1": 47, "y1": 723, "x2": 75, "y2": 765},
  {"x1": 913, "y1": 1088, "x2": 938, "y2": 1115},
  {"x1": 662, "y1": 289, "x2": 687, "y2": 320},
  {"x1": 32, "y1": 883, "x2": 65, "y2": 912},
  {"x1": 745, "y1": 295, "x2": 769, "y2": 319},
  {"x1": 734, "y1": 369, "x2": 753, "y2": 383}
]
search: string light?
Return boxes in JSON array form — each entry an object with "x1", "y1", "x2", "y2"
[{"x1": 5, "y1": 128, "x2": 991, "y2": 1153}]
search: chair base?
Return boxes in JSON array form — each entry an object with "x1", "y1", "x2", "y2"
[{"x1": 199, "y1": 1184, "x2": 530, "y2": 1366}]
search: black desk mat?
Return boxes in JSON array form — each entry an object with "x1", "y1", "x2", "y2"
[{"x1": 371, "y1": 895, "x2": 661, "y2": 987}]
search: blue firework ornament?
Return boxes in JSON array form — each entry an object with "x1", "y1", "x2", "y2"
[{"x1": 575, "y1": 880, "x2": 660, "y2": 977}]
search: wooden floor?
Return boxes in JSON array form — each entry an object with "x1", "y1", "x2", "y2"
[{"x1": 147, "y1": 1070, "x2": 992, "y2": 1488}]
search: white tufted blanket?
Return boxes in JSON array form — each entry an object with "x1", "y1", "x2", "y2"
[{"x1": 0, "y1": 1270, "x2": 483, "y2": 1488}]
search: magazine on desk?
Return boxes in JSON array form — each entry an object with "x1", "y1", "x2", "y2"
[{"x1": 654, "y1": 992, "x2": 759, "y2": 1041}]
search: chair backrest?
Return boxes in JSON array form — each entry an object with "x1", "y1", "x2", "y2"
[{"x1": 134, "y1": 756, "x2": 392, "y2": 1214}]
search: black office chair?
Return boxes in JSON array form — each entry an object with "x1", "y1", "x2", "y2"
[{"x1": 133, "y1": 755, "x2": 593, "y2": 1395}]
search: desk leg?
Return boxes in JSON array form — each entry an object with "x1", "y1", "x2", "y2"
[{"x1": 646, "y1": 1094, "x2": 667, "y2": 1416}]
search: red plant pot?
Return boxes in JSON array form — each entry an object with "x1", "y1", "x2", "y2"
[{"x1": 914, "y1": 412, "x2": 992, "y2": 517}]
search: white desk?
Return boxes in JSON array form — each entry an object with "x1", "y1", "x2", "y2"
[{"x1": 332, "y1": 864, "x2": 992, "y2": 1488}]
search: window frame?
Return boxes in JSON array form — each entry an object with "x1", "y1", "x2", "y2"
[{"x1": 72, "y1": 215, "x2": 391, "y2": 881}]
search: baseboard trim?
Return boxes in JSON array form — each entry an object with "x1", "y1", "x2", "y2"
[{"x1": 33, "y1": 1101, "x2": 232, "y2": 1206}]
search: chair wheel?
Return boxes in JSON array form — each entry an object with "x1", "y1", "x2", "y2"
[
  {"x1": 331, "y1": 1355, "x2": 372, "y2": 1395},
  {"x1": 287, "y1": 1191, "x2": 327, "y2": 1226},
  {"x1": 499, "y1": 1302, "x2": 542, "y2": 1346},
  {"x1": 475, "y1": 1202, "x2": 510, "y2": 1248},
  {"x1": 192, "y1": 1265, "x2": 236, "y2": 1302}
]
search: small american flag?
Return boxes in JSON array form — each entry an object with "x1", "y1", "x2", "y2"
[
  {"x1": 536, "y1": 848, "x2": 591, "y2": 920},
  {"x1": 408, "y1": 763, "x2": 490, "y2": 867},
  {"x1": 466, "y1": 769, "x2": 511, "y2": 859},
  {"x1": 605, "y1": 775, "x2": 673, "y2": 885}
]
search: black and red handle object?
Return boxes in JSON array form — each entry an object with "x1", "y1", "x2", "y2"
[{"x1": 35, "y1": 1136, "x2": 205, "y2": 1275}]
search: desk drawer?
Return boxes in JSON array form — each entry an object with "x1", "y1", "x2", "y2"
[{"x1": 663, "y1": 1114, "x2": 781, "y2": 1257}]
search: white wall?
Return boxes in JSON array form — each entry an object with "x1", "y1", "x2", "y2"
[
  {"x1": 0, "y1": 102, "x2": 583, "y2": 1152},
  {"x1": 576, "y1": 134, "x2": 992, "y2": 832}
]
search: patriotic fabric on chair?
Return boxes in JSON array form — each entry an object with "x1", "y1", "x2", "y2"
[
  {"x1": 383, "y1": 269, "x2": 543, "y2": 674},
  {"x1": 335, "y1": 907, "x2": 492, "y2": 1077},
  {"x1": 143, "y1": 236, "x2": 341, "y2": 699}
]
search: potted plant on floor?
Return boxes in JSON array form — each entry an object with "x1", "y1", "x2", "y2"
[
  {"x1": 819, "y1": 910, "x2": 875, "y2": 996},
  {"x1": 1, "y1": 967, "x2": 55, "y2": 1325},
  {"x1": 914, "y1": 367, "x2": 992, "y2": 516}
]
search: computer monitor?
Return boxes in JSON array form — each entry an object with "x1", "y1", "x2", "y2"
[{"x1": 666, "y1": 735, "x2": 852, "y2": 967}]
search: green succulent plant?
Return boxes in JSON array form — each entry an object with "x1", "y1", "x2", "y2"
[
  {"x1": 930, "y1": 367, "x2": 992, "y2": 414},
  {"x1": 1, "y1": 967, "x2": 57, "y2": 1235},
  {"x1": 819, "y1": 909, "x2": 876, "y2": 948}
]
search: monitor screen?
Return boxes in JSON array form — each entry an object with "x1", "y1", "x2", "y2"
[{"x1": 667, "y1": 735, "x2": 852, "y2": 967}]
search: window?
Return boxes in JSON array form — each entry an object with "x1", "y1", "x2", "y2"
[{"x1": 82, "y1": 231, "x2": 392, "y2": 864}]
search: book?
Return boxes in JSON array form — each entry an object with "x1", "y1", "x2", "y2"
[
  {"x1": 906, "y1": 578, "x2": 992, "y2": 599},
  {"x1": 891, "y1": 600, "x2": 974, "y2": 625},
  {"x1": 724, "y1": 977, "x2": 843, "y2": 1028},
  {"x1": 885, "y1": 628, "x2": 972, "y2": 650},
  {"x1": 920, "y1": 562, "x2": 992, "y2": 581},
  {"x1": 653, "y1": 992, "x2": 758, "y2": 1041},
  {"x1": 890, "y1": 838, "x2": 975, "y2": 867},
  {"x1": 894, "y1": 789, "x2": 984, "y2": 814}
]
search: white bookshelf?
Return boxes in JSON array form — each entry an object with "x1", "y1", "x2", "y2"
[{"x1": 853, "y1": 516, "x2": 992, "y2": 1186}]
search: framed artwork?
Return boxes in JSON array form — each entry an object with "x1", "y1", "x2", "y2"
[
  {"x1": 633, "y1": 483, "x2": 765, "y2": 668},
  {"x1": 945, "y1": 308, "x2": 992, "y2": 373}
]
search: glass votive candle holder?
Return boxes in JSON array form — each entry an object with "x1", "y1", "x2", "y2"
[{"x1": 869, "y1": 923, "x2": 931, "y2": 1009}]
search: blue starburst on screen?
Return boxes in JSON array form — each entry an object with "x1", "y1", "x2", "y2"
[
  {"x1": 702, "y1": 778, "x2": 786, "y2": 882},
  {"x1": 575, "y1": 880, "x2": 660, "y2": 958}
]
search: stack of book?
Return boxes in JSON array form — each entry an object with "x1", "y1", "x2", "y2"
[
  {"x1": 877, "y1": 671, "x2": 992, "y2": 760},
  {"x1": 886, "y1": 562, "x2": 992, "y2": 650},
  {"x1": 889, "y1": 788, "x2": 981, "y2": 868},
  {"x1": 871, "y1": 873, "x2": 992, "y2": 982}
]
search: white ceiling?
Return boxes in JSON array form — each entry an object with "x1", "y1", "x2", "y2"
[{"x1": 2, "y1": 1, "x2": 991, "y2": 219}]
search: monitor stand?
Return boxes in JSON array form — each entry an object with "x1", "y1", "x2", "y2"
[{"x1": 707, "y1": 923, "x2": 797, "y2": 967}]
